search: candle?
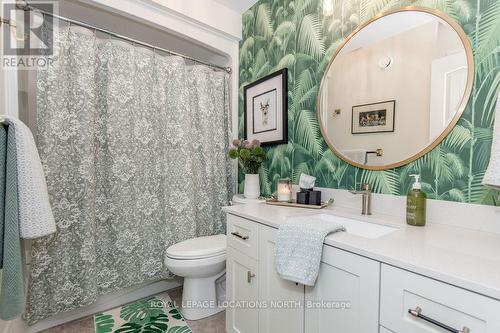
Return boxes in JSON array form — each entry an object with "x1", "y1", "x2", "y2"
[{"x1": 277, "y1": 178, "x2": 292, "y2": 202}]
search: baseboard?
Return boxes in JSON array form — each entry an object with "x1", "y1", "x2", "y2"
[{"x1": 26, "y1": 278, "x2": 182, "y2": 333}]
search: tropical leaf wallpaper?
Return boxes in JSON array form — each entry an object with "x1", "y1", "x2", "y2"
[{"x1": 238, "y1": 0, "x2": 500, "y2": 206}]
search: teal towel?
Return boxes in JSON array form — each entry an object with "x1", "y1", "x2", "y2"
[
  {"x1": 0, "y1": 125, "x2": 6, "y2": 269},
  {"x1": 0, "y1": 124, "x2": 25, "y2": 320}
]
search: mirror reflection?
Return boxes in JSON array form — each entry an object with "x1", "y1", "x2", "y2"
[{"x1": 318, "y1": 9, "x2": 472, "y2": 169}]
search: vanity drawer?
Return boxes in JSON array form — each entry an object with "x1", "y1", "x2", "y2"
[
  {"x1": 380, "y1": 264, "x2": 500, "y2": 333},
  {"x1": 227, "y1": 214, "x2": 259, "y2": 259}
]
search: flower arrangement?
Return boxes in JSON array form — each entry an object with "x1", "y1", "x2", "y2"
[{"x1": 228, "y1": 139, "x2": 266, "y2": 174}]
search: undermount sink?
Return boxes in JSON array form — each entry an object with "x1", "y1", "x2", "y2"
[{"x1": 308, "y1": 213, "x2": 398, "y2": 239}]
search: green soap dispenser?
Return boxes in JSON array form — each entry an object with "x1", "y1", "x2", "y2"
[{"x1": 406, "y1": 174, "x2": 426, "y2": 226}]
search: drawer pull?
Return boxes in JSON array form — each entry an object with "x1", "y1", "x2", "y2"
[
  {"x1": 247, "y1": 271, "x2": 256, "y2": 283},
  {"x1": 231, "y1": 231, "x2": 249, "y2": 240},
  {"x1": 408, "y1": 307, "x2": 470, "y2": 333}
]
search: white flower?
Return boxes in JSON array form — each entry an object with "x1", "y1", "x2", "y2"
[
  {"x1": 112, "y1": 156, "x2": 136, "y2": 182},
  {"x1": 97, "y1": 268, "x2": 119, "y2": 289},
  {"x1": 53, "y1": 198, "x2": 81, "y2": 229},
  {"x1": 137, "y1": 190, "x2": 160, "y2": 216},
  {"x1": 134, "y1": 119, "x2": 154, "y2": 145},
  {"x1": 141, "y1": 258, "x2": 163, "y2": 277},
  {"x1": 55, "y1": 280, "x2": 83, "y2": 306},
  {"x1": 116, "y1": 229, "x2": 140, "y2": 254}
]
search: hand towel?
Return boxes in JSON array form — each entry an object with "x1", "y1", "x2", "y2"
[
  {"x1": 341, "y1": 149, "x2": 367, "y2": 165},
  {"x1": 274, "y1": 216, "x2": 345, "y2": 286},
  {"x1": 0, "y1": 124, "x2": 25, "y2": 320},
  {"x1": 483, "y1": 92, "x2": 500, "y2": 189},
  {"x1": 1, "y1": 116, "x2": 56, "y2": 239}
]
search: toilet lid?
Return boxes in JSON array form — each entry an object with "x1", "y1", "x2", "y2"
[{"x1": 166, "y1": 234, "x2": 226, "y2": 259}]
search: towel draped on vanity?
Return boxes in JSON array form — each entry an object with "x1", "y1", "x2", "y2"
[{"x1": 274, "y1": 216, "x2": 345, "y2": 286}]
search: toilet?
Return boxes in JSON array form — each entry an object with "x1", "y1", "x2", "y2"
[
  {"x1": 165, "y1": 234, "x2": 226, "y2": 320},
  {"x1": 165, "y1": 196, "x2": 264, "y2": 320}
]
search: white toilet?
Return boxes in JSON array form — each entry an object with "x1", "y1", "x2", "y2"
[
  {"x1": 165, "y1": 234, "x2": 226, "y2": 320},
  {"x1": 165, "y1": 196, "x2": 264, "y2": 320}
]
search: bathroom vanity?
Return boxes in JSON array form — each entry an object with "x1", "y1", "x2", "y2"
[{"x1": 223, "y1": 203, "x2": 500, "y2": 333}]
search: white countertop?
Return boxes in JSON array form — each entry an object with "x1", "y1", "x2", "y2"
[{"x1": 223, "y1": 203, "x2": 500, "y2": 301}]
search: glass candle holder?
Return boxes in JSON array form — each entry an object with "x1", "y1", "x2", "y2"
[{"x1": 277, "y1": 178, "x2": 292, "y2": 202}]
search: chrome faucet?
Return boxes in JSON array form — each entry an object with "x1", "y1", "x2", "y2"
[{"x1": 349, "y1": 183, "x2": 372, "y2": 215}]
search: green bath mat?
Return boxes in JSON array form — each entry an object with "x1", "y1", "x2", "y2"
[{"x1": 94, "y1": 292, "x2": 192, "y2": 333}]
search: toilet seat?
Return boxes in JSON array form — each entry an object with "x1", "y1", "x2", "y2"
[{"x1": 166, "y1": 234, "x2": 226, "y2": 260}]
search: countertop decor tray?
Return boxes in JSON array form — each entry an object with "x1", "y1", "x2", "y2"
[{"x1": 265, "y1": 199, "x2": 331, "y2": 209}]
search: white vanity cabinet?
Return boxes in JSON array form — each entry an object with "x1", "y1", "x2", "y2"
[
  {"x1": 226, "y1": 211, "x2": 500, "y2": 333},
  {"x1": 226, "y1": 214, "x2": 380, "y2": 333},
  {"x1": 258, "y1": 226, "x2": 304, "y2": 333},
  {"x1": 305, "y1": 246, "x2": 380, "y2": 333},
  {"x1": 226, "y1": 247, "x2": 259, "y2": 333},
  {"x1": 380, "y1": 264, "x2": 500, "y2": 333},
  {"x1": 226, "y1": 214, "x2": 303, "y2": 333}
]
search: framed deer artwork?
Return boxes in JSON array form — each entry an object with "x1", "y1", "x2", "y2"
[{"x1": 244, "y1": 68, "x2": 288, "y2": 146}]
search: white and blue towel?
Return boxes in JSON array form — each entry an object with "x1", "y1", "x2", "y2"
[{"x1": 274, "y1": 216, "x2": 345, "y2": 286}]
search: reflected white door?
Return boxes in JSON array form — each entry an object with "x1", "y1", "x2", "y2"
[{"x1": 429, "y1": 52, "x2": 467, "y2": 140}]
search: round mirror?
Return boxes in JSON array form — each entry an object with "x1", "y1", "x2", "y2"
[{"x1": 318, "y1": 7, "x2": 473, "y2": 170}]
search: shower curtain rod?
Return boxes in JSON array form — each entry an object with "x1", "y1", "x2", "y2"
[{"x1": 1, "y1": 3, "x2": 232, "y2": 74}]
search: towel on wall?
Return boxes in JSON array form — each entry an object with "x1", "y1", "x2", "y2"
[
  {"x1": 0, "y1": 124, "x2": 25, "y2": 320},
  {"x1": 274, "y1": 216, "x2": 345, "y2": 286},
  {"x1": 483, "y1": 92, "x2": 500, "y2": 189},
  {"x1": 341, "y1": 149, "x2": 367, "y2": 165},
  {"x1": 1, "y1": 116, "x2": 56, "y2": 238}
]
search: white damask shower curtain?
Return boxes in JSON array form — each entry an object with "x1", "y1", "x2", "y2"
[{"x1": 26, "y1": 26, "x2": 232, "y2": 324}]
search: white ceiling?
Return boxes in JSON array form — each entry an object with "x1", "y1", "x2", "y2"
[{"x1": 213, "y1": 0, "x2": 258, "y2": 13}]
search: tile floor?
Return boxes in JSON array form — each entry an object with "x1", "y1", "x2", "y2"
[{"x1": 40, "y1": 287, "x2": 226, "y2": 333}]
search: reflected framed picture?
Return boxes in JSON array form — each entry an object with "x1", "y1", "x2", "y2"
[
  {"x1": 352, "y1": 100, "x2": 395, "y2": 134},
  {"x1": 244, "y1": 69, "x2": 288, "y2": 146}
]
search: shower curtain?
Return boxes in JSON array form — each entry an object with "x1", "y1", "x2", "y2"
[{"x1": 26, "y1": 26, "x2": 232, "y2": 324}]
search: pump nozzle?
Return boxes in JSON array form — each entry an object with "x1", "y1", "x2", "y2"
[{"x1": 410, "y1": 174, "x2": 422, "y2": 190}]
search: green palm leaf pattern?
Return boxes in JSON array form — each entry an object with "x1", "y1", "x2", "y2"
[
  {"x1": 95, "y1": 294, "x2": 191, "y2": 333},
  {"x1": 167, "y1": 308, "x2": 183, "y2": 321},
  {"x1": 114, "y1": 322, "x2": 143, "y2": 333},
  {"x1": 120, "y1": 297, "x2": 165, "y2": 325},
  {"x1": 167, "y1": 327, "x2": 192, "y2": 333},
  {"x1": 239, "y1": 0, "x2": 500, "y2": 206},
  {"x1": 142, "y1": 314, "x2": 169, "y2": 333},
  {"x1": 95, "y1": 313, "x2": 115, "y2": 333}
]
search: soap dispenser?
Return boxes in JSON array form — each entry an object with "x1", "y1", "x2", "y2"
[{"x1": 406, "y1": 174, "x2": 426, "y2": 226}]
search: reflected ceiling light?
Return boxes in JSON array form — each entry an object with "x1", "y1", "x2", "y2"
[{"x1": 323, "y1": 0, "x2": 334, "y2": 17}]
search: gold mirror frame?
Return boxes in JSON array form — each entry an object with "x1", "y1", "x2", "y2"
[{"x1": 317, "y1": 6, "x2": 474, "y2": 171}]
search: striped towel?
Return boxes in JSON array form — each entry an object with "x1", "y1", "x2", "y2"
[{"x1": 0, "y1": 124, "x2": 25, "y2": 320}]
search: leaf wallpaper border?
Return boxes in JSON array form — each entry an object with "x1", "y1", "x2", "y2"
[{"x1": 238, "y1": 0, "x2": 500, "y2": 206}]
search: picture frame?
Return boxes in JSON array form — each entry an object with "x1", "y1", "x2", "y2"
[
  {"x1": 244, "y1": 68, "x2": 288, "y2": 146},
  {"x1": 351, "y1": 100, "x2": 396, "y2": 134}
]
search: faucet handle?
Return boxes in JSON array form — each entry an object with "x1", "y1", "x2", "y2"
[{"x1": 361, "y1": 183, "x2": 371, "y2": 191}]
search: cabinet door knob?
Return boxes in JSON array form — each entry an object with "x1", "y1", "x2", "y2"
[
  {"x1": 247, "y1": 271, "x2": 256, "y2": 283},
  {"x1": 231, "y1": 231, "x2": 249, "y2": 240}
]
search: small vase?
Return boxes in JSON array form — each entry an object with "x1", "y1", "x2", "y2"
[{"x1": 244, "y1": 173, "x2": 260, "y2": 199}]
